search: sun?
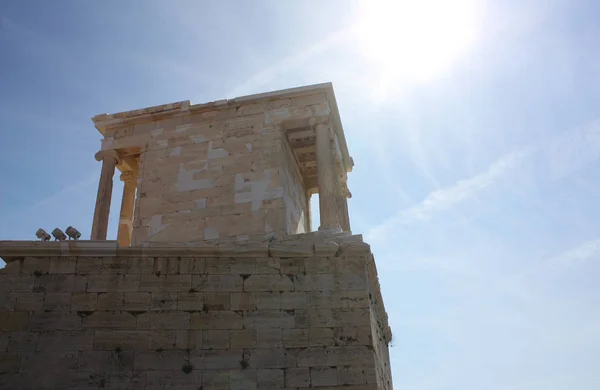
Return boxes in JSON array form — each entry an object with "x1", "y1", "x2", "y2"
[{"x1": 353, "y1": 0, "x2": 484, "y2": 86}]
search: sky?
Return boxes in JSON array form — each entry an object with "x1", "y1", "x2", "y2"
[{"x1": 1, "y1": 0, "x2": 600, "y2": 388}]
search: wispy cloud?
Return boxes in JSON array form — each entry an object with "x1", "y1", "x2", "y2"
[
  {"x1": 366, "y1": 149, "x2": 527, "y2": 241},
  {"x1": 366, "y1": 118, "x2": 600, "y2": 242},
  {"x1": 220, "y1": 28, "x2": 351, "y2": 99}
]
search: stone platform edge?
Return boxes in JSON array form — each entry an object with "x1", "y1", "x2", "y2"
[{"x1": 0, "y1": 239, "x2": 372, "y2": 261}]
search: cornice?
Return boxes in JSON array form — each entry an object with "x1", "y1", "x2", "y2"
[{"x1": 0, "y1": 236, "x2": 370, "y2": 262}]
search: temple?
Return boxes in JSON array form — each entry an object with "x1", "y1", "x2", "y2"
[
  {"x1": 90, "y1": 83, "x2": 353, "y2": 246},
  {"x1": 0, "y1": 83, "x2": 392, "y2": 389}
]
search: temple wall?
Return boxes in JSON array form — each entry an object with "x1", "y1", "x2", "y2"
[
  {"x1": 97, "y1": 92, "x2": 331, "y2": 244},
  {"x1": 0, "y1": 238, "x2": 392, "y2": 389}
]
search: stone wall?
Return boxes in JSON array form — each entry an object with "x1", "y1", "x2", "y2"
[
  {"x1": 0, "y1": 236, "x2": 392, "y2": 389},
  {"x1": 97, "y1": 91, "x2": 333, "y2": 245}
]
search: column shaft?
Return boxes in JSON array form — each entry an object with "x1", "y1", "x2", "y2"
[
  {"x1": 117, "y1": 171, "x2": 137, "y2": 247},
  {"x1": 315, "y1": 123, "x2": 341, "y2": 230},
  {"x1": 91, "y1": 151, "x2": 119, "y2": 240}
]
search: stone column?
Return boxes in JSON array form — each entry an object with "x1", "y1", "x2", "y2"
[
  {"x1": 117, "y1": 170, "x2": 138, "y2": 247},
  {"x1": 315, "y1": 123, "x2": 341, "y2": 230},
  {"x1": 90, "y1": 150, "x2": 120, "y2": 240},
  {"x1": 340, "y1": 182, "x2": 352, "y2": 232}
]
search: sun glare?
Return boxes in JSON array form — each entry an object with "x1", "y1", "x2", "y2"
[{"x1": 354, "y1": 0, "x2": 483, "y2": 86}]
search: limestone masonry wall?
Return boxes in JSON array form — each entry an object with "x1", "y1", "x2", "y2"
[
  {"x1": 99, "y1": 92, "x2": 332, "y2": 245},
  {"x1": 0, "y1": 239, "x2": 392, "y2": 389}
]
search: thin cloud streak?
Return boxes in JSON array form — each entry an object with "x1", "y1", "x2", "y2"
[
  {"x1": 366, "y1": 118, "x2": 600, "y2": 242},
  {"x1": 366, "y1": 149, "x2": 527, "y2": 241},
  {"x1": 221, "y1": 28, "x2": 351, "y2": 99}
]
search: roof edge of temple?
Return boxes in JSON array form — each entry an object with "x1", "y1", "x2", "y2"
[{"x1": 90, "y1": 82, "x2": 353, "y2": 171}]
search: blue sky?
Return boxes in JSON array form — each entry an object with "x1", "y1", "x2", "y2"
[{"x1": 1, "y1": 0, "x2": 600, "y2": 388}]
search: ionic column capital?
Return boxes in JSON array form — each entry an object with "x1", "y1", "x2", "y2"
[
  {"x1": 94, "y1": 149, "x2": 121, "y2": 164},
  {"x1": 342, "y1": 182, "x2": 352, "y2": 199},
  {"x1": 120, "y1": 170, "x2": 138, "y2": 183},
  {"x1": 309, "y1": 116, "x2": 331, "y2": 129}
]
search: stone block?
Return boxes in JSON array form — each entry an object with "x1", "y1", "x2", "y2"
[
  {"x1": 71, "y1": 292, "x2": 98, "y2": 311},
  {"x1": 150, "y1": 292, "x2": 178, "y2": 310},
  {"x1": 280, "y1": 258, "x2": 305, "y2": 274},
  {"x1": 37, "y1": 330, "x2": 94, "y2": 351},
  {"x1": 285, "y1": 367, "x2": 310, "y2": 387},
  {"x1": 229, "y1": 257, "x2": 256, "y2": 274},
  {"x1": 123, "y1": 292, "x2": 150, "y2": 311},
  {"x1": 256, "y1": 328, "x2": 282, "y2": 348},
  {"x1": 0, "y1": 293, "x2": 16, "y2": 310},
  {"x1": 293, "y1": 274, "x2": 335, "y2": 291},
  {"x1": 78, "y1": 350, "x2": 134, "y2": 372},
  {"x1": 134, "y1": 350, "x2": 188, "y2": 371},
  {"x1": 255, "y1": 257, "x2": 280, "y2": 274},
  {"x1": 296, "y1": 346, "x2": 372, "y2": 367},
  {"x1": 282, "y1": 328, "x2": 308, "y2": 348},
  {"x1": 127, "y1": 257, "x2": 155, "y2": 274},
  {"x1": 43, "y1": 292, "x2": 72, "y2": 311},
  {"x1": 334, "y1": 326, "x2": 373, "y2": 347},
  {"x1": 94, "y1": 330, "x2": 149, "y2": 350},
  {"x1": 177, "y1": 291, "x2": 203, "y2": 311},
  {"x1": 191, "y1": 349, "x2": 243, "y2": 370},
  {"x1": 243, "y1": 310, "x2": 295, "y2": 329},
  {"x1": 101, "y1": 258, "x2": 130, "y2": 274},
  {"x1": 35, "y1": 274, "x2": 87, "y2": 292},
  {"x1": 204, "y1": 257, "x2": 230, "y2": 274},
  {"x1": 82, "y1": 311, "x2": 136, "y2": 329},
  {"x1": 137, "y1": 312, "x2": 190, "y2": 330},
  {"x1": 7, "y1": 331, "x2": 37, "y2": 352},
  {"x1": 22, "y1": 257, "x2": 50, "y2": 275},
  {"x1": 202, "y1": 329, "x2": 230, "y2": 349},
  {"x1": 338, "y1": 365, "x2": 377, "y2": 385},
  {"x1": 190, "y1": 311, "x2": 242, "y2": 330},
  {"x1": 246, "y1": 348, "x2": 296, "y2": 369},
  {"x1": 193, "y1": 274, "x2": 243, "y2": 291},
  {"x1": 307, "y1": 308, "x2": 371, "y2": 328},
  {"x1": 154, "y1": 257, "x2": 181, "y2": 274},
  {"x1": 0, "y1": 311, "x2": 28, "y2": 331},
  {"x1": 335, "y1": 273, "x2": 367, "y2": 291},
  {"x1": 89, "y1": 371, "x2": 147, "y2": 390},
  {"x1": 146, "y1": 370, "x2": 203, "y2": 390},
  {"x1": 49, "y1": 257, "x2": 77, "y2": 274},
  {"x1": 178, "y1": 257, "x2": 204, "y2": 274},
  {"x1": 20, "y1": 350, "x2": 78, "y2": 372},
  {"x1": 141, "y1": 274, "x2": 192, "y2": 292},
  {"x1": 75, "y1": 257, "x2": 103, "y2": 274},
  {"x1": 309, "y1": 327, "x2": 335, "y2": 346},
  {"x1": 27, "y1": 312, "x2": 80, "y2": 331},
  {"x1": 203, "y1": 369, "x2": 231, "y2": 389},
  {"x1": 230, "y1": 369, "x2": 258, "y2": 390},
  {"x1": 203, "y1": 292, "x2": 231, "y2": 311},
  {"x1": 255, "y1": 291, "x2": 281, "y2": 309},
  {"x1": 311, "y1": 367, "x2": 338, "y2": 387},
  {"x1": 0, "y1": 332, "x2": 9, "y2": 352},
  {"x1": 230, "y1": 329, "x2": 256, "y2": 349},
  {"x1": 230, "y1": 292, "x2": 255, "y2": 310},
  {"x1": 88, "y1": 275, "x2": 140, "y2": 292},
  {"x1": 257, "y1": 369, "x2": 284, "y2": 388},
  {"x1": 97, "y1": 292, "x2": 124, "y2": 310},
  {"x1": 0, "y1": 355, "x2": 21, "y2": 374},
  {"x1": 244, "y1": 274, "x2": 294, "y2": 292},
  {"x1": 175, "y1": 329, "x2": 202, "y2": 350},
  {"x1": 0, "y1": 275, "x2": 34, "y2": 292},
  {"x1": 281, "y1": 291, "x2": 306, "y2": 309},
  {"x1": 15, "y1": 293, "x2": 44, "y2": 311}
]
